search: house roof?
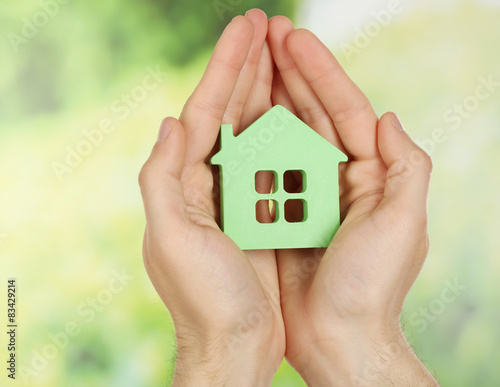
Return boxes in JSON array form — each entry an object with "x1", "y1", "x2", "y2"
[{"x1": 211, "y1": 105, "x2": 347, "y2": 165}]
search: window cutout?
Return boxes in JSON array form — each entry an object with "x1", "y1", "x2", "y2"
[
  {"x1": 255, "y1": 171, "x2": 277, "y2": 194},
  {"x1": 256, "y1": 200, "x2": 278, "y2": 224},
  {"x1": 285, "y1": 199, "x2": 307, "y2": 223},
  {"x1": 284, "y1": 170, "x2": 306, "y2": 193}
]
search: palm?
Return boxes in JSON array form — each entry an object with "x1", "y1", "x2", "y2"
[
  {"x1": 159, "y1": 11, "x2": 284, "y2": 357},
  {"x1": 266, "y1": 17, "x2": 431, "y2": 366},
  {"x1": 275, "y1": 146, "x2": 389, "y2": 359},
  {"x1": 175, "y1": 154, "x2": 282, "y2": 335}
]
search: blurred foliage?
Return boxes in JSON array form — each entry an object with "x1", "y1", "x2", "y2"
[
  {"x1": 145, "y1": 0, "x2": 297, "y2": 65},
  {"x1": 0, "y1": 0, "x2": 297, "y2": 121}
]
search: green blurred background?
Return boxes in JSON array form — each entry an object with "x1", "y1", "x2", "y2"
[{"x1": 1, "y1": 0, "x2": 499, "y2": 385}]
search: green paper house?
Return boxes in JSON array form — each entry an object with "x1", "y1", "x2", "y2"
[{"x1": 211, "y1": 105, "x2": 347, "y2": 250}]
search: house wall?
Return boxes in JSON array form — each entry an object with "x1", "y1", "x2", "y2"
[{"x1": 220, "y1": 160, "x2": 342, "y2": 250}]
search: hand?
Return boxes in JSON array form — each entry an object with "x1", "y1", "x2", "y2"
[
  {"x1": 268, "y1": 17, "x2": 438, "y2": 385},
  {"x1": 139, "y1": 10, "x2": 284, "y2": 386}
]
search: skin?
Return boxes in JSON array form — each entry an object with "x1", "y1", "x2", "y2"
[{"x1": 139, "y1": 9, "x2": 439, "y2": 387}]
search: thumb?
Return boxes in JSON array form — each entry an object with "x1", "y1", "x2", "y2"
[
  {"x1": 139, "y1": 117, "x2": 188, "y2": 237},
  {"x1": 377, "y1": 112, "x2": 433, "y2": 214}
]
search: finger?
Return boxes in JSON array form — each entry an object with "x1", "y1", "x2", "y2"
[
  {"x1": 287, "y1": 29, "x2": 379, "y2": 161},
  {"x1": 223, "y1": 9, "x2": 269, "y2": 134},
  {"x1": 239, "y1": 40, "x2": 274, "y2": 131},
  {"x1": 139, "y1": 118, "x2": 189, "y2": 239},
  {"x1": 376, "y1": 113, "x2": 433, "y2": 214},
  {"x1": 269, "y1": 66, "x2": 305, "y2": 189},
  {"x1": 271, "y1": 66, "x2": 296, "y2": 114},
  {"x1": 268, "y1": 16, "x2": 344, "y2": 150},
  {"x1": 180, "y1": 16, "x2": 254, "y2": 165}
]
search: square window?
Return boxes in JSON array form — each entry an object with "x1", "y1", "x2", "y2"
[
  {"x1": 284, "y1": 199, "x2": 307, "y2": 223},
  {"x1": 256, "y1": 200, "x2": 278, "y2": 224},
  {"x1": 284, "y1": 170, "x2": 306, "y2": 193},
  {"x1": 255, "y1": 171, "x2": 277, "y2": 194}
]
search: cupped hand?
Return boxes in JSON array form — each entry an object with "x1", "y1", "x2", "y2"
[
  {"x1": 139, "y1": 10, "x2": 284, "y2": 385},
  {"x1": 268, "y1": 16, "x2": 437, "y2": 385}
]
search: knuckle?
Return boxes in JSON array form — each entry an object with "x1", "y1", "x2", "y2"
[
  {"x1": 417, "y1": 149, "x2": 433, "y2": 172},
  {"x1": 138, "y1": 162, "x2": 154, "y2": 189},
  {"x1": 406, "y1": 148, "x2": 433, "y2": 173},
  {"x1": 299, "y1": 104, "x2": 328, "y2": 126},
  {"x1": 330, "y1": 100, "x2": 371, "y2": 126}
]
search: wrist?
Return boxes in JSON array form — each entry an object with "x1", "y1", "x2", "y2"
[
  {"x1": 290, "y1": 322, "x2": 438, "y2": 387},
  {"x1": 172, "y1": 327, "x2": 280, "y2": 386}
]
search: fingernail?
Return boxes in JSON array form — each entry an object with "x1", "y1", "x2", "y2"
[
  {"x1": 157, "y1": 119, "x2": 172, "y2": 142},
  {"x1": 392, "y1": 114, "x2": 405, "y2": 132}
]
